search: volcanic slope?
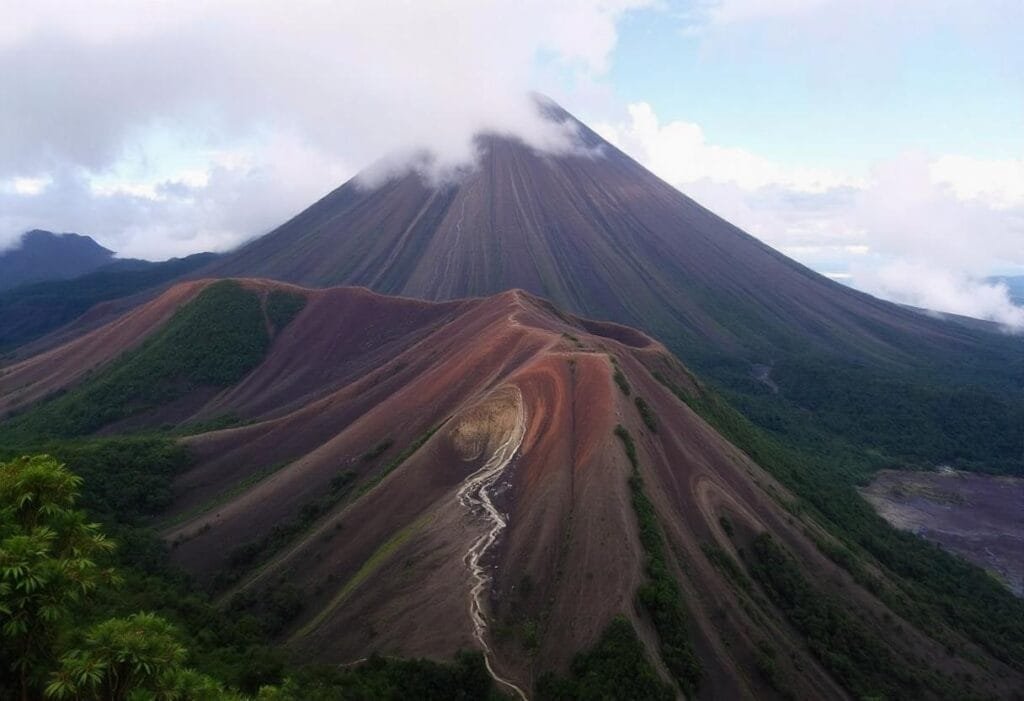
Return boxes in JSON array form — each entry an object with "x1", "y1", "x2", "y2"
[
  {"x1": 202, "y1": 97, "x2": 1024, "y2": 475},
  {"x1": 3, "y1": 278, "x2": 1022, "y2": 699}
]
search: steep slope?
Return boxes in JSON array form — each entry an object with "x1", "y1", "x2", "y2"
[
  {"x1": 3, "y1": 279, "x2": 1022, "y2": 699},
  {"x1": 201, "y1": 99, "x2": 1024, "y2": 475},
  {"x1": 0, "y1": 229, "x2": 119, "y2": 290}
]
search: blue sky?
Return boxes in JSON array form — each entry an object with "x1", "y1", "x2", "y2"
[
  {"x1": 606, "y1": 3, "x2": 1024, "y2": 172},
  {"x1": 1, "y1": 0, "x2": 1022, "y2": 325}
]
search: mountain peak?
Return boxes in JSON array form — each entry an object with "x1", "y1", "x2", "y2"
[{"x1": 0, "y1": 229, "x2": 115, "y2": 291}]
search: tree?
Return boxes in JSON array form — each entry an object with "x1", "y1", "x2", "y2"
[
  {"x1": 0, "y1": 455, "x2": 117, "y2": 700},
  {"x1": 45, "y1": 612, "x2": 242, "y2": 700}
]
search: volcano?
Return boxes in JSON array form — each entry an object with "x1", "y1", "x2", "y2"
[
  {"x1": 203, "y1": 99, "x2": 1016, "y2": 362},
  {"x1": 203, "y1": 98, "x2": 1024, "y2": 474}
]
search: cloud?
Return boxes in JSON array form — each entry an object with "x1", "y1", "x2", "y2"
[
  {"x1": 0, "y1": 130, "x2": 354, "y2": 259},
  {"x1": 0, "y1": 0, "x2": 650, "y2": 254},
  {"x1": 594, "y1": 102, "x2": 861, "y2": 193},
  {"x1": 852, "y1": 261, "x2": 1024, "y2": 329},
  {"x1": 599, "y1": 102, "x2": 1024, "y2": 328}
]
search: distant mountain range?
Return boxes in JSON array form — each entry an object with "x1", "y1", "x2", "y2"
[
  {"x1": 0, "y1": 251, "x2": 219, "y2": 352},
  {"x1": 0, "y1": 229, "x2": 125, "y2": 290}
]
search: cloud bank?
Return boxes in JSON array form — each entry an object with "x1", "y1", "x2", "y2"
[
  {"x1": 597, "y1": 103, "x2": 1024, "y2": 329},
  {"x1": 1, "y1": 0, "x2": 649, "y2": 256}
]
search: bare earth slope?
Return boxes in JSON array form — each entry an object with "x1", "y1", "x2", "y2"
[{"x1": 4, "y1": 279, "x2": 1020, "y2": 699}]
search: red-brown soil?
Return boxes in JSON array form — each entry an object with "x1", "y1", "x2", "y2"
[{"x1": 4, "y1": 279, "x2": 1021, "y2": 699}]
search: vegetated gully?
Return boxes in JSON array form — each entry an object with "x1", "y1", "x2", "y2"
[{"x1": 456, "y1": 386, "x2": 529, "y2": 700}]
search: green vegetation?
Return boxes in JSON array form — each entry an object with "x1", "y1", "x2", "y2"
[
  {"x1": 161, "y1": 459, "x2": 293, "y2": 531},
  {"x1": 610, "y1": 357, "x2": 631, "y2": 396},
  {"x1": 560, "y1": 332, "x2": 583, "y2": 349},
  {"x1": 221, "y1": 424, "x2": 441, "y2": 594},
  {"x1": 218, "y1": 470, "x2": 358, "y2": 589},
  {"x1": 766, "y1": 356, "x2": 1024, "y2": 475},
  {"x1": 265, "y1": 290, "x2": 307, "y2": 332},
  {"x1": 1, "y1": 281, "x2": 270, "y2": 442},
  {"x1": 358, "y1": 424, "x2": 443, "y2": 495},
  {"x1": 0, "y1": 455, "x2": 505, "y2": 700},
  {"x1": 699, "y1": 542, "x2": 750, "y2": 593},
  {"x1": 46, "y1": 612, "x2": 245, "y2": 701},
  {"x1": 653, "y1": 365, "x2": 1024, "y2": 688},
  {"x1": 747, "y1": 533, "x2": 927, "y2": 699},
  {"x1": 0, "y1": 455, "x2": 237, "y2": 699},
  {"x1": 615, "y1": 425, "x2": 702, "y2": 697},
  {"x1": 535, "y1": 617, "x2": 673, "y2": 701},
  {"x1": 291, "y1": 517, "x2": 425, "y2": 641},
  {"x1": 176, "y1": 413, "x2": 247, "y2": 436},
  {"x1": 360, "y1": 439, "x2": 394, "y2": 463},
  {"x1": 256, "y1": 651, "x2": 504, "y2": 701},
  {"x1": 634, "y1": 396, "x2": 657, "y2": 432},
  {"x1": 0, "y1": 252, "x2": 217, "y2": 353}
]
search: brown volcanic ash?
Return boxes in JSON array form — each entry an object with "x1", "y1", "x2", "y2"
[
  {"x1": 13, "y1": 279, "x2": 1016, "y2": 698},
  {"x1": 202, "y1": 99, "x2": 1013, "y2": 369}
]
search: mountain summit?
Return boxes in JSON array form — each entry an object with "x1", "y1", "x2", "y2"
[
  {"x1": 0, "y1": 229, "x2": 116, "y2": 290},
  {"x1": 205, "y1": 98, "x2": 1023, "y2": 473}
]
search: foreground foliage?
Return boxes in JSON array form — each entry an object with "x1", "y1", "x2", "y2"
[{"x1": 0, "y1": 454, "x2": 505, "y2": 700}]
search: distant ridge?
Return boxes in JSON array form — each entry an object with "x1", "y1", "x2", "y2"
[{"x1": 0, "y1": 229, "x2": 119, "y2": 290}]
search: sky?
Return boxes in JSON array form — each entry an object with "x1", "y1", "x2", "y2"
[{"x1": 1, "y1": 0, "x2": 1022, "y2": 326}]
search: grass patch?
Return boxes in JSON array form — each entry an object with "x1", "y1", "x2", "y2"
[
  {"x1": 700, "y1": 542, "x2": 751, "y2": 593},
  {"x1": 611, "y1": 357, "x2": 632, "y2": 396},
  {"x1": 358, "y1": 424, "x2": 444, "y2": 496},
  {"x1": 291, "y1": 516, "x2": 426, "y2": 640},
  {"x1": 270, "y1": 651, "x2": 503, "y2": 700},
  {"x1": 266, "y1": 289, "x2": 307, "y2": 332},
  {"x1": 160, "y1": 459, "x2": 293, "y2": 530},
  {"x1": 215, "y1": 470, "x2": 358, "y2": 588},
  {"x1": 536, "y1": 616, "x2": 673, "y2": 700},
  {"x1": 635, "y1": 396, "x2": 658, "y2": 432},
  {"x1": 361, "y1": 439, "x2": 394, "y2": 463}
]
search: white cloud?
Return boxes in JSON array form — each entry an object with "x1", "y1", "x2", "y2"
[
  {"x1": 0, "y1": 131, "x2": 354, "y2": 260},
  {"x1": 599, "y1": 102, "x2": 1024, "y2": 328},
  {"x1": 2, "y1": 177, "x2": 51, "y2": 196},
  {"x1": 853, "y1": 261, "x2": 1024, "y2": 329},
  {"x1": 701, "y1": 0, "x2": 832, "y2": 26},
  {"x1": 930, "y1": 155, "x2": 1024, "y2": 210},
  {"x1": 594, "y1": 102, "x2": 861, "y2": 193},
  {"x1": 0, "y1": 0, "x2": 651, "y2": 254}
]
